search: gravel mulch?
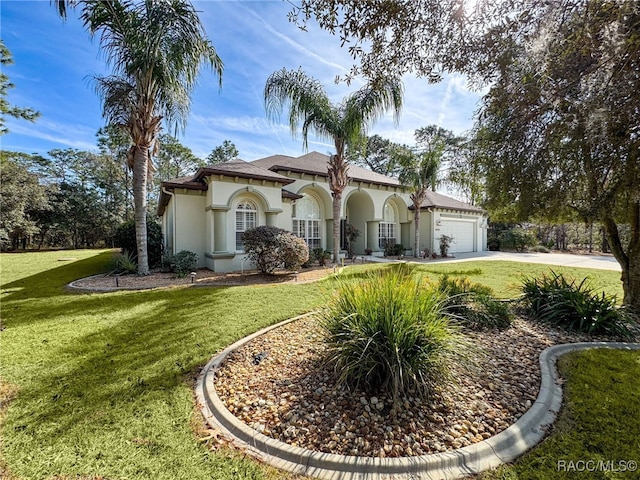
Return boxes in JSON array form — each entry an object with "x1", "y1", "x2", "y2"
[{"x1": 214, "y1": 316, "x2": 634, "y2": 458}]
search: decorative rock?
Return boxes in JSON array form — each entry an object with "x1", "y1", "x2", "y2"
[{"x1": 213, "y1": 315, "x2": 622, "y2": 458}]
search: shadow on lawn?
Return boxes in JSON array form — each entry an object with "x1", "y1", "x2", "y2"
[
  {"x1": 4, "y1": 282, "x2": 311, "y2": 443},
  {"x1": 0, "y1": 250, "x2": 114, "y2": 300}
]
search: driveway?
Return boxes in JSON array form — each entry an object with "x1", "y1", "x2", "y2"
[{"x1": 417, "y1": 250, "x2": 622, "y2": 272}]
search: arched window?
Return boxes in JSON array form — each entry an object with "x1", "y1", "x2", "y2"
[
  {"x1": 235, "y1": 199, "x2": 257, "y2": 250},
  {"x1": 378, "y1": 202, "x2": 397, "y2": 248},
  {"x1": 293, "y1": 194, "x2": 321, "y2": 249}
]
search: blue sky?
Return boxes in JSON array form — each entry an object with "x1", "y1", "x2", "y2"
[{"x1": 1, "y1": 0, "x2": 482, "y2": 162}]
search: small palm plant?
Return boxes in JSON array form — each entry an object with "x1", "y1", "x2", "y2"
[{"x1": 320, "y1": 264, "x2": 467, "y2": 407}]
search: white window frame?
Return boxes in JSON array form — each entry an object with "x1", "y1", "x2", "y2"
[
  {"x1": 379, "y1": 203, "x2": 397, "y2": 249},
  {"x1": 235, "y1": 199, "x2": 257, "y2": 251},
  {"x1": 293, "y1": 194, "x2": 322, "y2": 250}
]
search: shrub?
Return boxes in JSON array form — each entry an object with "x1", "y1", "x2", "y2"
[
  {"x1": 114, "y1": 218, "x2": 163, "y2": 268},
  {"x1": 344, "y1": 223, "x2": 360, "y2": 258},
  {"x1": 521, "y1": 271, "x2": 632, "y2": 337},
  {"x1": 437, "y1": 275, "x2": 493, "y2": 297},
  {"x1": 242, "y1": 226, "x2": 309, "y2": 274},
  {"x1": 436, "y1": 275, "x2": 512, "y2": 330},
  {"x1": 312, "y1": 247, "x2": 331, "y2": 266},
  {"x1": 320, "y1": 264, "x2": 466, "y2": 406},
  {"x1": 163, "y1": 250, "x2": 198, "y2": 278},
  {"x1": 532, "y1": 244, "x2": 550, "y2": 253},
  {"x1": 499, "y1": 228, "x2": 537, "y2": 252},
  {"x1": 111, "y1": 250, "x2": 137, "y2": 274},
  {"x1": 439, "y1": 235, "x2": 453, "y2": 257},
  {"x1": 487, "y1": 234, "x2": 501, "y2": 251},
  {"x1": 280, "y1": 234, "x2": 309, "y2": 270}
]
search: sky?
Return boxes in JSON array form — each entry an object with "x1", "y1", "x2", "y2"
[{"x1": 1, "y1": 0, "x2": 482, "y2": 163}]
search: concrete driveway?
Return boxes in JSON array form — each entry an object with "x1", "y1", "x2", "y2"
[{"x1": 415, "y1": 250, "x2": 622, "y2": 272}]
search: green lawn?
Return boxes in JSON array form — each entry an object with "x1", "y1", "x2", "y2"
[{"x1": 0, "y1": 250, "x2": 634, "y2": 479}]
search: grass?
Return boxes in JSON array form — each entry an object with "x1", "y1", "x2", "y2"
[
  {"x1": 0, "y1": 251, "x2": 634, "y2": 479},
  {"x1": 0, "y1": 250, "x2": 322, "y2": 480},
  {"x1": 479, "y1": 348, "x2": 640, "y2": 480},
  {"x1": 413, "y1": 261, "x2": 623, "y2": 300}
]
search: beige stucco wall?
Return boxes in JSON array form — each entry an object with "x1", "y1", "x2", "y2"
[
  {"x1": 285, "y1": 173, "x2": 414, "y2": 254},
  {"x1": 161, "y1": 171, "x2": 487, "y2": 273},
  {"x1": 173, "y1": 190, "x2": 207, "y2": 267}
]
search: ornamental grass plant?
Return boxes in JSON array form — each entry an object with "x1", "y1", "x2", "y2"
[
  {"x1": 436, "y1": 275, "x2": 514, "y2": 330},
  {"x1": 320, "y1": 264, "x2": 468, "y2": 406},
  {"x1": 520, "y1": 271, "x2": 632, "y2": 338}
]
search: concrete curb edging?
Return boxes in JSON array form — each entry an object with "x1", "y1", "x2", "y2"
[{"x1": 196, "y1": 317, "x2": 640, "y2": 480}]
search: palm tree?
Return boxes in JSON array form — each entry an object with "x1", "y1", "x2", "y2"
[
  {"x1": 57, "y1": 0, "x2": 223, "y2": 274},
  {"x1": 264, "y1": 68, "x2": 403, "y2": 263},
  {"x1": 398, "y1": 146, "x2": 442, "y2": 259}
]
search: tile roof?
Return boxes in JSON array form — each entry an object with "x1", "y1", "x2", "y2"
[
  {"x1": 194, "y1": 159, "x2": 294, "y2": 185},
  {"x1": 157, "y1": 159, "x2": 294, "y2": 215},
  {"x1": 157, "y1": 154, "x2": 484, "y2": 216},
  {"x1": 419, "y1": 191, "x2": 484, "y2": 213},
  {"x1": 252, "y1": 151, "x2": 403, "y2": 187}
]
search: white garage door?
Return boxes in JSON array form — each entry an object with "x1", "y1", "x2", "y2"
[{"x1": 439, "y1": 221, "x2": 475, "y2": 253}]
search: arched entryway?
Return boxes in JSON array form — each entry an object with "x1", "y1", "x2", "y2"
[{"x1": 344, "y1": 190, "x2": 375, "y2": 255}]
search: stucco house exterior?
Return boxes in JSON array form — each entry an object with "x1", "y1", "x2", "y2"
[{"x1": 157, "y1": 151, "x2": 487, "y2": 272}]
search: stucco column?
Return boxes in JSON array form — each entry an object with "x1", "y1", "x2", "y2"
[
  {"x1": 401, "y1": 221, "x2": 412, "y2": 255},
  {"x1": 207, "y1": 205, "x2": 229, "y2": 253},
  {"x1": 213, "y1": 210, "x2": 227, "y2": 253},
  {"x1": 367, "y1": 220, "x2": 380, "y2": 252},
  {"x1": 205, "y1": 208, "x2": 215, "y2": 254},
  {"x1": 265, "y1": 212, "x2": 278, "y2": 227}
]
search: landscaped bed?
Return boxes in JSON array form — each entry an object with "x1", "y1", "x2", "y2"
[{"x1": 213, "y1": 314, "x2": 632, "y2": 458}]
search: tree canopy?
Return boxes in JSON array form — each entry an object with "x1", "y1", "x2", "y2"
[
  {"x1": 472, "y1": 2, "x2": 640, "y2": 309},
  {"x1": 0, "y1": 40, "x2": 40, "y2": 135},
  {"x1": 207, "y1": 140, "x2": 239, "y2": 164}
]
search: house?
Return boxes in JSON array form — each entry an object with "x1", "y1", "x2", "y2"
[{"x1": 157, "y1": 151, "x2": 487, "y2": 272}]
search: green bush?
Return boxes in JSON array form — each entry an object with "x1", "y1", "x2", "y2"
[
  {"x1": 280, "y1": 234, "x2": 309, "y2": 270},
  {"x1": 436, "y1": 275, "x2": 513, "y2": 330},
  {"x1": 242, "y1": 226, "x2": 309, "y2": 274},
  {"x1": 311, "y1": 247, "x2": 331, "y2": 266},
  {"x1": 320, "y1": 264, "x2": 466, "y2": 406},
  {"x1": 114, "y1": 218, "x2": 163, "y2": 268},
  {"x1": 521, "y1": 271, "x2": 632, "y2": 337},
  {"x1": 437, "y1": 275, "x2": 494, "y2": 297},
  {"x1": 487, "y1": 234, "x2": 501, "y2": 251},
  {"x1": 439, "y1": 235, "x2": 453, "y2": 257},
  {"x1": 111, "y1": 250, "x2": 137, "y2": 274},
  {"x1": 499, "y1": 228, "x2": 537, "y2": 252},
  {"x1": 532, "y1": 244, "x2": 550, "y2": 253},
  {"x1": 163, "y1": 250, "x2": 198, "y2": 278}
]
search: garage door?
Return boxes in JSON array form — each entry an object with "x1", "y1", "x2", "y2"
[{"x1": 439, "y1": 221, "x2": 475, "y2": 253}]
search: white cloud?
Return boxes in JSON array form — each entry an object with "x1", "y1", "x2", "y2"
[{"x1": 5, "y1": 119, "x2": 98, "y2": 153}]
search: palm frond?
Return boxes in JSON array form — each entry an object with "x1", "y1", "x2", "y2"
[
  {"x1": 264, "y1": 67, "x2": 336, "y2": 148},
  {"x1": 94, "y1": 75, "x2": 136, "y2": 127},
  {"x1": 82, "y1": 0, "x2": 223, "y2": 136},
  {"x1": 343, "y1": 77, "x2": 404, "y2": 144}
]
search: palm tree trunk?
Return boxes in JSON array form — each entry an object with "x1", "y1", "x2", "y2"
[
  {"x1": 332, "y1": 191, "x2": 342, "y2": 264},
  {"x1": 414, "y1": 206, "x2": 421, "y2": 258},
  {"x1": 132, "y1": 146, "x2": 150, "y2": 275}
]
